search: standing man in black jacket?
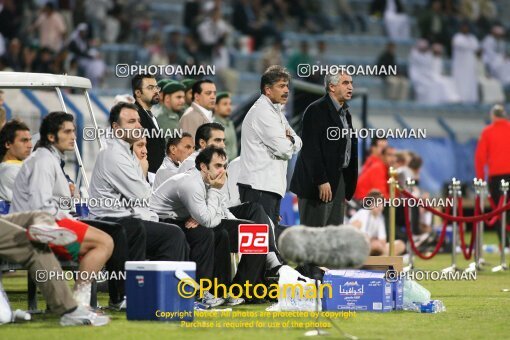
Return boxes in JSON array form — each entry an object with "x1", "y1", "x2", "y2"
[
  {"x1": 132, "y1": 74, "x2": 166, "y2": 173},
  {"x1": 290, "y1": 71, "x2": 358, "y2": 227}
]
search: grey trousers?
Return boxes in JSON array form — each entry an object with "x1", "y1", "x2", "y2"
[
  {"x1": 298, "y1": 173, "x2": 346, "y2": 227},
  {"x1": 0, "y1": 211, "x2": 77, "y2": 315}
]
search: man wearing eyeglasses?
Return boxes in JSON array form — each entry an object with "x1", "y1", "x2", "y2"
[{"x1": 132, "y1": 74, "x2": 166, "y2": 173}]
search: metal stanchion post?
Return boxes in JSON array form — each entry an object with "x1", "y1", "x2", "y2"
[
  {"x1": 403, "y1": 177, "x2": 416, "y2": 272},
  {"x1": 492, "y1": 180, "x2": 509, "y2": 272},
  {"x1": 468, "y1": 179, "x2": 488, "y2": 272},
  {"x1": 388, "y1": 167, "x2": 398, "y2": 256},
  {"x1": 443, "y1": 178, "x2": 462, "y2": 273},
  {"x1": 479, "y1": 180, "x2": 487, "y2": 268}
]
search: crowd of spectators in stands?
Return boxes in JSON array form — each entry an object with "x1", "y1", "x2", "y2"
[{"x1": 0, "y1": 0, "x2": 508, "y2": 103}]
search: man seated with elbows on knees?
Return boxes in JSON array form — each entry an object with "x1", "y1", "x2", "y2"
[
  {"x1": 10, "y1": 111, "x2": 114, "y2": 307},
  {"x1": 151, "y1": 146, "x2": 269, "y2": 304},
  {"x1": 152, "y1": 132, "x2": 194, "y2": 189},
  {"x1": 88, "y1": 102, "x2": 189, "y2": 265},
  {"x1": 349, "y1": 190, "x2": 405, "y2": 255},
  {"x1": 179, "y1": 123, "x2": 284, "y2": 274}
]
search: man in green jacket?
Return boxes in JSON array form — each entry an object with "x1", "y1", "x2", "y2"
[
  {"x1": 156, "y1": 81, "x2": 186, "y2": 140},
  {"x1": 213, "y1": 92, "x2": 238, "y2": 160},
  {"x1": 181, "y1": 78, "x2": 196, "y2": 112}
]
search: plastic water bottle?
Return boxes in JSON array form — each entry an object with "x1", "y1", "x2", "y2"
[
  {"x1": 419, "y1": 300, "x2": 446, "y2": 313},
  {"x1": 403, "y1": 300, "x2": 446, "y2": 313},
  {"x1": 483, "y1": 244, "x2": 498, "y2": 254}
]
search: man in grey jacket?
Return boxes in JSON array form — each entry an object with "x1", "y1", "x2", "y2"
[
  {"x1": 88, "y1": 102, "x2": 189, "y2": 265},
  {"x1": 151, "y1": 146, "x2": 267, "y2": 303},
  {"x1": 10, "y1": 111, "x2": 114, "y2": 307},
  {"x1": 238, "y1": 65, "x2": 302, "y2": 226}
]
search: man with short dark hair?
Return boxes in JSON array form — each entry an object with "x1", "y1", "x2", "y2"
[
  {"x1": 132, "y1": 74, "x2": 166, "y2": 173},
  {"x1": 155, "y1": 81, "x2": 187, "y2": 137},
  {"x1": 153, "y1": 132, "x2": 194, "y2": 189},
  {"x1": 354, "y1": 146, "x2": 396, "y2": 200},
  {"x1": 178, "y1": 123, "x2": 283, "y2": 275},
  {"x1": 89, "y1": 102, "x2": 189, "y2": 264},
  {"x1": 10, "y1": 111, "x2": 114, "y2": 307},
  {"x1": 361, "y1": 137, "x2": 388, "y2": 173},
  {"x1": 179, "y1": 79, "x2": 216, "y2": 140},
  {"x1": 238, "y1": 65, "x2": 302, "y2": 227},
  {"x1": 0, "y1": 120, "x2": 32, "y2": 201},
  {"x1": 151, "y1": 146, "x2": 267, "y2": 303},
  {"x1": 179, "y1": 122, "x2": 226, "y2": 173},
  {"x1": 213, "y1": 92, "x2": 238, "y2": 160}
]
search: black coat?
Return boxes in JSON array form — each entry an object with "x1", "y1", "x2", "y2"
[
  {"x1": 136, "y1": 102, "x2": 166, "y2": 173},
  {"x1": 290, "y1": 94, "x2": 358, "y2": 201}
]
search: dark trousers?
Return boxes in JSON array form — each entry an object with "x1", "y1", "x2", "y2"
[
  {"x1": 166, "y1": 218, "x2": 267, "y2": 296},
  {"x1": 80, "y1": 218, "x2": 145, "y2": 304},
  {"x1": 162, "y1": 218, "x2": 216, "y2": 282},
  {"x1": 215, "y1": 220, "x2": 266, "y2": 296},
  {"x1": 100, "y1": 216, "x2": 189, "y2": 260},
  {"x1": 239, "y1": 185, "x2": 282, "y2": 228},
  {"x1": 297, "y1": 172, "x2": 345, "y2": 227},
  {"x1": 489, "y1": 174, "x2": 510, "y2": 247}
]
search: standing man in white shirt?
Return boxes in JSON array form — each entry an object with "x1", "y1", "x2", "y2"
[
  {"x1": 238, "y1": 65, "x2": 302, "y2": 226},
  {"x1": 179, "y1": 79, "x2": 216, "y2": 141}
]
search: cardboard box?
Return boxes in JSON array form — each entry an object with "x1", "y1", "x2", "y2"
[
  {"x1": 322, "y1": 270, "x2": 393, "y2": 312},
  {"x1": 362, "y1": 256, "x2": 404, "y2": 273}
]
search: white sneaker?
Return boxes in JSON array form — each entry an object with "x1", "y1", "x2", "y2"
[
  {"x1": 60, "y1": 305, "x2": 110, "y2": 326},
  {"x1": 73, "y1": 282, "x2": 91, "y2": 307},
  {"x1": 201, "y1": 291, "x2": 225, "y2": 307},
  {"x1": 27, "y1": 224, "x2": 77, "y2": 246},
  {"x1": 225, "y1": 295, "x2": 245, "y2": 306}
]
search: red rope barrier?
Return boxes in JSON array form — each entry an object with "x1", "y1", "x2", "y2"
[
  {"x1": 404, "y1": 203, "x2": 450, "y2": 259},
  {"x1": 480, "y1": 196, "x2": 504, "y2": 227},
  {"x1": 399, "y1": 189, "x2": 510, "y2": 223}
]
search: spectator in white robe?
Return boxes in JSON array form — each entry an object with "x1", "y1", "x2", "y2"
[
  {"x1": 430, "y1": 43, "x2": 460, "y2": 104},
  {"x1": 452, "y1": 23, "x2": 480, "y2": 103},
  {"x1": 481, "y1": 25, "x2": 510, "y2": 88},
  {"x1": 476, "y1": 50, "x2": 505, "y2": 104},
  {"x1": 409, "y1": 40, "x2": 435, "y2": 103},
  {"x1": 383, "y1": 0, "x2": 410, "y2": 41}
]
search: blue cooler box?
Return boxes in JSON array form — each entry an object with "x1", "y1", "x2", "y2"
[
  {"x1": 125, "y1": 261, "x2": 196, "y2": 321},
  {"x1": 322, "y1": 270, "x2": 393, "y2": 312}
]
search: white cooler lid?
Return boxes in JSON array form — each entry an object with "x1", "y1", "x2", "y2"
[{"x1": 125, "y1": 261, "x2": 196, "y2": 271}]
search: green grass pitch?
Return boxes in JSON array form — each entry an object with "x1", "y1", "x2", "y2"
[{"x1": 1, "y1": 232, "x2": 509, "y2": 339}]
